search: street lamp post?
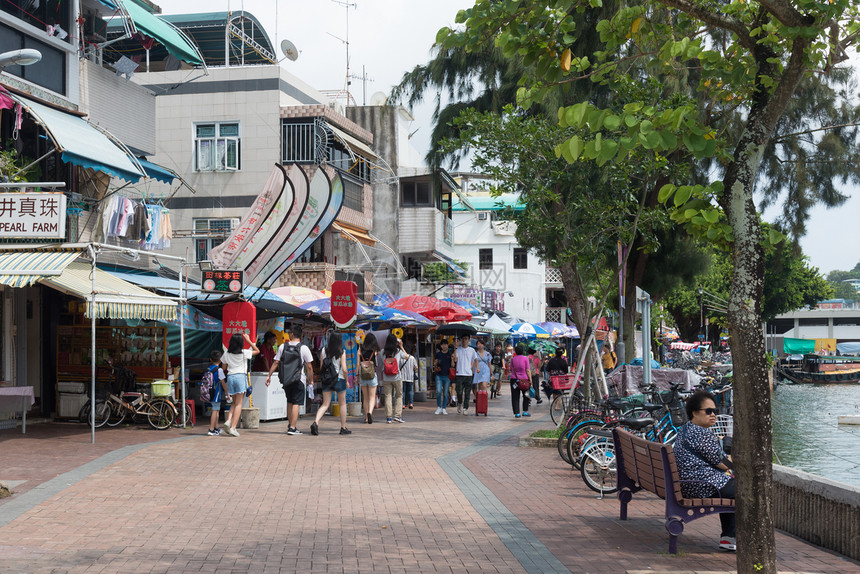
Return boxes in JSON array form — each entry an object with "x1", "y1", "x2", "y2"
[
  {"x1": 0, "y1": 49, "x2": 42, "y2": 70},
  {"x1": 698, "y1": 285, "x2": 704, "y2": 341}
]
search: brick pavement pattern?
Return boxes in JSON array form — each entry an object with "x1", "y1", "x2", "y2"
[{"x1": 1, "y1": 402, "x2": 859, "y2": 574}]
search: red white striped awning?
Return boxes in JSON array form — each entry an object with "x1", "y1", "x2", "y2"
[{"x1": 670, "y1": 341, "x2": 700, "y2": 350}]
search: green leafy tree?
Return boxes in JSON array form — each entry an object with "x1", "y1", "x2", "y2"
[{"x1": 438, "y1": 1, "x2": 860, "y2": 571}]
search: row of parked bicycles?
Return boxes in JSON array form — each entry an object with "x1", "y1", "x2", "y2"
[
  {"x1": 77, "y1": 363, "x2": 193, "y2": 431},
  {"x1": 550, "y1": 375, "x2": 733, "y2": 495}
]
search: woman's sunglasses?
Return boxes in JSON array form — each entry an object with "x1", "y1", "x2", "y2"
[{"x1": 698, "y1": 408, "x2": 719, "y2": 415}]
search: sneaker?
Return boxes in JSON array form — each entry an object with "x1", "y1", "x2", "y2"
[
  {"x1": 434, "y1": 407, "x2": 442, "y2": 415},
  {"x1": 442, "y1": 408, "x2": 448, "y2": 415},
  {"x1": 387, "y1": 418, "x2": 393, "y2": 424},
  {"x1": 522, "y1": 412, "x2": 531, "y2": 417},
  {"x1": 719, "y1": 537, "x2": 736, "y2": 551},
  {"x1": 339, "y1": 427, "x2": 352, "y2": 435},
  {"x1": 287, "y1": 427, "x2": 302, "y2": 435},
  {"x1": 457, "y1": 405, "x2": 462, "y2": 414},
  {"x1": 536, "y1": 399, "x2": 543, "y2": 405},
  {"x1": 408, "y1": 404, "x2": 414, "y2": 409},
  {"x1": 515, "y1": 413, "x2": 521, "y2": 418},
  {"x1": 463, "y1": 409, "x2": 469, "y2": 416},
  {"x1": 207, "y1": 429, "x2": 219, "y2": 436},
  {"x1": 310, "y1": 422, "x2": 319, "y2": 436},
  {"x1": 367, "y1": 413, "x2": 373, "y2": 425},
  {"x1": 222, "y1": 423, "x2": 233, "y2": 435},
  {"x1": 393, "y1": 417, "x2": 404, "y2": 423},
  {"x1": 228, "y1": 426, "x2": 240, "y2": 437}
]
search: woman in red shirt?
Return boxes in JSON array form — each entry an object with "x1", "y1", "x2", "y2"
[{"x1": 509, "y1": 345, "x2": 533, "y2": 418}]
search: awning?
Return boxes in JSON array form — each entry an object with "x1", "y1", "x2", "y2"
[
  {"x1": 0, "y1": 249, "x2": 83, "y2": 287},
  {"x1": 333, "y1": 222, "x2": 375, "y2": 247},
  {"x1": 8, "y1": 93, "x2": 145, "y2": 182},
  {"x1": 41, "y1": 261, "x2": 177, "y2": 320},
  {"x1": 432, "y1": 250, "x2": 466, "y2": 277},
  {"x1": 327, "y1": 123, "x2": 377, "y2": 159},
  {"x1": 98, "y1": 0, "x2": 204, "y2": 66},
  {"x1": 138, "y1": 158, "x2": 177, "y2": 184},
  {"x1": 99, "y1": 267, "x2": 200, "y2": 297}
]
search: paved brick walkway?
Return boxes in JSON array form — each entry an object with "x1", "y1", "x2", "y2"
[{"x1": 1, "y1": 399, "x2": 858, "y2": 573}]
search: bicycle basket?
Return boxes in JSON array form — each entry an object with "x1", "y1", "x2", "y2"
[
  {"x1": 711, "y1": 414, "x2": 733, "y2": 437},
  {"x1": 668, "y1": 401, "x2": 687, "y2": 426}
]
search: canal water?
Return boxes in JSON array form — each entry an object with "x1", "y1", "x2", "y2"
[{"x1": 772, "y1": 383, "x2": 860, "y2": 488}]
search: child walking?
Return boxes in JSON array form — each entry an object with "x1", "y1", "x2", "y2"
[{"x1": 206, "y1": 350, "x2": 227, "y2": 436}]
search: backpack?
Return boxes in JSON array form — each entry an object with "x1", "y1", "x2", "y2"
[
  {"x1": 383, "y1": 355, "x2": 400, "y2": 376},
  {"x1": 199, "y1": 365, "x2": 216, "y2": 402},
  {"x1": 279, "y1": 343, "x2": 305, "y2": 384},
  {"x1": 320, "y1": 355, "x2": 339, "y2": 387}
]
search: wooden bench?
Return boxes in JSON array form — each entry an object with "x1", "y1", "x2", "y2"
[{"x1": 612, "y1": 427, "x2": 735, "y2": 554}]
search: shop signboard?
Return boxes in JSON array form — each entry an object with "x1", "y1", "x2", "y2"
[
  {"x1": 0, "y1": 192, "x2": 66, "y2": 239},
  {"x1": 202, "y1": 269, "x2": 244, "y2": 294},
  {"x1": 330, "y1": 280, "x2": 358, "y2": 328},
  {"x1": 222, "y1": 301, "x2": 256, "y2": 349}
]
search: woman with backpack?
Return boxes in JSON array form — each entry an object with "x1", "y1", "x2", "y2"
[
  {"x1": 310, "y1": 334, "x2": 351, "y2": 436},
  {"x1": 358, "y1": 336, "x2": 379, "y2": 424},
  {"x1": 380, "y1": 333, "x2": 410, "y2": 424},
  {"x1": 221, "y1": 332, "x2": 259, "y2": 437}
]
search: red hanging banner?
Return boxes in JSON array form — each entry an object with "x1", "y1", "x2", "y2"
[
  {"x1": 330, "y1": 280, "x2": 358, "y2": 328},
  {"x1": 222, "y1": 301, "x2": 257, "y2": 349}
]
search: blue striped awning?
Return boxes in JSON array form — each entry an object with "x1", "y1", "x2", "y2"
[
  {"x1": 0, "y1": 250, "x2": 83, "y2": 287},
  {"x1": 40, "y1": 261, "x2": 177, "y2": 321}
]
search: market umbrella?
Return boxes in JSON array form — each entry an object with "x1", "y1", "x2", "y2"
[
  {"x1": 436, "y1": 322, "x2": 478, "y2": 337},
  {"x1": 189, "y1": 294, "x2": 319, "y2": 321},
  {"x1": 299, "y1": 297, "x2": 381, "y2": 321},
  {"x1": 361, "y1": 307, "x2": 435, "y2": 327},
  {"x1": 387, "y1": 294, "x2": 472, "y2": 322},
  {"x1": 267, "y1": 285, "x2": 327, "y2": 305},
  {"x1": 537, "y1": 321, "x2": 570, "y2": 337},
  {"x1": 509, "y1": 322, "x2": 551, "y2": 339},
  {"x1": 484, "y1": 313, "x2": 512, "y2": 331},
  {"x1": 441, "y1": 298, "x2": 482, "y2": 316}
]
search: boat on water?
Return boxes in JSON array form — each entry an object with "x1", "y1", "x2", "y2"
[{"x1": 776, "y1": 354, "x2": 860, "y2": 384}]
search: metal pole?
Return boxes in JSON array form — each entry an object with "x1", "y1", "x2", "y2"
[
  {"x1": 89, "y1": 245, "x2": 97, "y2": 445},
  {"x1": 179, "y1": 262, "x2": 186, "y2": 427}
]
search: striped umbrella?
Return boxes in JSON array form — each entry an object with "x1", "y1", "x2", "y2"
[{"x1": 509, "y1": 322, "x2": 551, "y2": 339}]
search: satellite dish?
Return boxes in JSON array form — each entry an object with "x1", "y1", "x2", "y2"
[
  {"x1": 281, "y1": 39, "x2": 299, "y2": 62},
  {"x1": 370, "y1": 91, "x2": 388, "y2": 106}
]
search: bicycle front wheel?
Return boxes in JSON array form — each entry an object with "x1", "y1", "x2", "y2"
[
  {"x1": 106, "y1": 402, "x2": 127, "y2": 427},
  {"x1": 566, "y1": 421, "x2": 604, "y2": 470},
  {"x1": 579, "y1": 440, "x2": 618, "y2": 494},
  {"x1": 79, "y1": 400, "x2": 111, "y2": 428},
  {"x1": 550, "y1": 395, "x2": 565, "y2": 426},
  {"x1": 146, "y1": 399, "x2": 175, "y2": 430}
]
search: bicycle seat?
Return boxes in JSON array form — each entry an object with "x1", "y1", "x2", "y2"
[
  {"x1": 617, "y1": 417, "x2": 654, "y2": 430},
  {"x1": 607, "y1": 397, "x2": 628, "y2": 409},
  {"x1": 585, "y1": 429, "x2": 614, "y2": 438},
  {"x1": 641, "y1": 403, "x2": 663, "y2": 413}
]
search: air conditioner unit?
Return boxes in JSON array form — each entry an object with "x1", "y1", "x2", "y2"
[{"x1": 477, "y1": 212, "x2": 488, "y2": 220}]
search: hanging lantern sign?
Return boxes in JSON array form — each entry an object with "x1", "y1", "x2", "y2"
[
  {"x1": 330, "y1": 280, "x2": 358, "y2": 328},
  {"x1": 222, "y1": 301, "x2": 256, "y2": 349}
]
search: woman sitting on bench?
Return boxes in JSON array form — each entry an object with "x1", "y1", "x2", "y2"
[{"x1": 673, "y1": 390, "x2": 736, "y2": 552}]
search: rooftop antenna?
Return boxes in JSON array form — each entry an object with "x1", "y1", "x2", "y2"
[
  {"x1": 280, "y1": 39, "x2": 299, "y2": 62},
  {"x1": 328, "y1": 0, "x2": 357, "y2": 107},
  {"x1": 348, "y1": 65, "x2": 373, "y2": 105}
]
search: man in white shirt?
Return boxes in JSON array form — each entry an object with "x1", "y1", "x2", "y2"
[
  {"x1": 453, "y1": 334, "x2": 478, "y2": 415},
  {"x1": 266, "y1": 325, "x2": 314, "y2": 435}
]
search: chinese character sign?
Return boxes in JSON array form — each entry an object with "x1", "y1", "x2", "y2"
[
  {"x1": 330, "y1": 280, "x2": 358, "y2": 328},
  {"x1": 222, "y1": 301, "x2": 256, "y2": 349},
  {"x1": 201, "y1": 270, "x2": 244, "y2": 294},
  {"x1": 0, "y1": 192, "x2": 66, "y2": 239}
]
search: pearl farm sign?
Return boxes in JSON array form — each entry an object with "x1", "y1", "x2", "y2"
[{"x1": 0, "y1": 192, "x2": 67, "y2": 239}]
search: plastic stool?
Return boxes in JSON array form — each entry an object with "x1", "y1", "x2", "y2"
[{"x1": 184, "y1": 399, "x2": 196, "y2": 426}]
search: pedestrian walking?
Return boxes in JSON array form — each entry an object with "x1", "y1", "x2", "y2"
[
  {"x1": 601, "y1": 344, "x2": 617, "y2": 375},
  {"x1": 433, "y1": 340, "x2": 453, "y2": 415},
  {"x1": 473, "y1": 339, "x2": 492, "y2": 393},
  {"x1": 266, "y1": 325, "x2": 313, "y2": 436},
  {"x1": 310, "y1": 334, "x2": 351, "y2": 436},
  {"x1": 205, "y1": 350, "x2": 227, "y2": 436},
  {"x1": 509, "y1": 344, "x2": 532, "y2": 418},
  {"x1": 527, "y1": 347, "x2": 543, "y2": 404},
  {"x1": 381, "y1": 334, "x2": 409, "y2": 423},
  {"x1": 453, "y1": 334, "x2": 478, "y2": 415},
  {"x1": 401, "y1": 343, "x2": 418, "y2": 410},
  {"x1": 221, "y1": 332, "x2": 259, "y2": 437},
  {"x1": 358, "y1": 336, "x2": 379, "y2": 424},
  {"x1": 490, "y1": 342, "x2": 505, "y2": 398}
]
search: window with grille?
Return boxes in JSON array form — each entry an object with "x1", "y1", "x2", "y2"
[
  {"x1": 194, "y1": 122, "x2": 240, "y2": 171},
  {"x1": 193, "y1": 218, "x2": 238, "y2": 262},
  {"x1": 479, "y1": 248, "x2": 493, "y2": 270},
  {"x1": 342, "y1": 174, "x2": 364, "y2": 211},
  {"x1": 513, "y1": 248, "x2": 528, "y2": 269}
]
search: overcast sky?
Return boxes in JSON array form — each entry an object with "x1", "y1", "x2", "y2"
[{"x1": 163, "y1": 0, "x2": 858, "y2": 276}]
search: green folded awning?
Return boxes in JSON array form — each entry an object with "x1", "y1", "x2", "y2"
[{"x1": 783, "y1": 337, "x2": 816, "y2": 355}]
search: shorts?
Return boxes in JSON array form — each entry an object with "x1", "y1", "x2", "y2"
[
  {"x1": 322, "y1": 378, "x2": 348, "y2": 393},
  {"x1": 359, "y1": 375, "x2": 378, "y2": 387},
  {"x1": 226, "y1": 373, "x2": 246, "y2": 395},
  {"x1": 209, "y1": 401, "x2": 222, "y2": 410},
  {"x1": 284, "y1": 380, "x2": 306, "y2": 404}
]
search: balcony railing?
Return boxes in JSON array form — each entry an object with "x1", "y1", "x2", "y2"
[
  {"x1": 545, "y1": 307, "x2": 565, "y2": 322},
  {"x1": 545, "y1": 267, "x2": 562, "y2": 284}
]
